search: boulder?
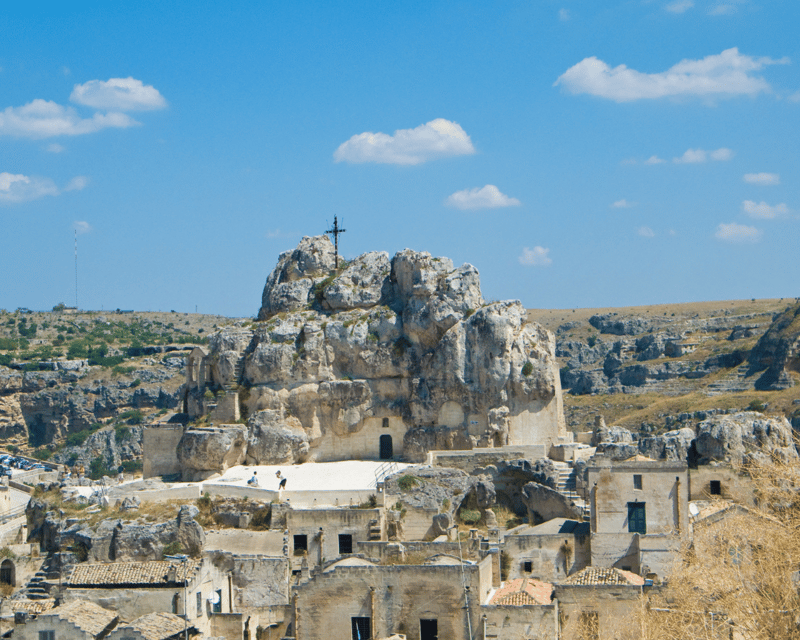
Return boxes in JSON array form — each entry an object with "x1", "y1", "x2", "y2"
[
  {"x1": 246, "y1": 410, "x2": 309, "y2": 465},
  {"x1": 521, "y1": 482, "x2": 583, "y2": 524},
  {"x1": 694, "y1": 411, "x2": 797, "y2": 464},
  {"x1": 637, "y1": 427, "x2": 694, "y2": 461},
  {"x1": 177, "y1": 426, "x2": 247, "y2": 479},
  {"x1": 591, "y1": 425, "x2": 633, "y2": 447}
]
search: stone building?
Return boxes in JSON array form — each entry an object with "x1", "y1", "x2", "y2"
[
  {"x1": 503, "y1": 518, "x2": 591, "y2": 583},
  {"x1": 13, "y1": 599, "x2": 118, "y2": 640},
  {"x1": 586, "y1": 455, "x2": 688, "y2": 578},
  {"x1": 292, "y1": 554, "x2": 493, "y2": 640}
]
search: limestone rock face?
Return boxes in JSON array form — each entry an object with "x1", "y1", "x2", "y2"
[
  {"x1": 177, "y1": 426, "x2": 247, "y2": 478},
  {"x1": 188, "y1": 236, "x2": 564, "y2": 472},
  {"x1": 748, "y1": 301, "x2": 800, "y2": 390},
  {"x1": 694, "y1": 411, "x2": 797, "y2": 464},
  {"x1": 258, "y1": 235, "x2": 337, "y2": 318},
  {"x1": 521, "y1": 482, "x2": 583, "y2": 524},
  {"x1": 637, "y1": 427, "x2": 694, "y2": 461}
]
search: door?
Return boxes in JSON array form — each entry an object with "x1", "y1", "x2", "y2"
[
  {"x1": 420, "y1": 619, "x2": 438, "y2": 640},
  {"x1": 379, "y1": 434, "x2": 393, "y2": 460}
]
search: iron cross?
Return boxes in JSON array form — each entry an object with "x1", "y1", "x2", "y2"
[{"x1": 325, "y1": 215, "x2": 346, "y2": 269}]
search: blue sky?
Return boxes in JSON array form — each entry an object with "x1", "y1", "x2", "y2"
[{"x1": 2, "y1": 1, "x2": 798, "y2": 316}]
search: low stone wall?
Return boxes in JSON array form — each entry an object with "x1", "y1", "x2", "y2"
[{"x1": 426, "y1": 445, "x2": 548, "y2": 473}]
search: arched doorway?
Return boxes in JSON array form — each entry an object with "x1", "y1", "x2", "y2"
[
  {"x1": 379, "y1": 434, "x2": 393, "y2": 460},
  {"x1": 0, "y1": 559, "x2": 15, "y2": 587}
]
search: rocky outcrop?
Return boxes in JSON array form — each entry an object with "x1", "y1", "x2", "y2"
[
  {"x1": 177, "y1": 427, "x2": 247, "y2": 479},
  {"x1": 589, "y1": 315, "x2": 654, "y2": 336},
  {"x1": 637, "y1": 428, "x2": 694, "y2": 461},
  {"x1": 184, "y1": 236, "x2": 565, "y2": 471},
  {"x1": 521, "y1": 482, "x2": 583, "y2": 524},
  {"x1": 748, "y1": 301, "x2": 800, "y2": 390},
  {"x1": 694, "y1": 412, "x2": 797, "y2": 464}
]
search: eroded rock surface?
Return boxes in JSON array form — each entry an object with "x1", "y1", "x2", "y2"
[{"x1": 180, "y1": 236, "x2": 565, "y2": 472}]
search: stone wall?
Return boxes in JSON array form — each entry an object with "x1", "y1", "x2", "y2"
[{"x1": 142, "y1": 425, "x2": 183, "y2": 478}]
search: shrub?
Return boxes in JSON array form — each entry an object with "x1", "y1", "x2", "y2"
[
  {"x1": 397, "y1": 475, "x2": 419, "y2": 492},
  {"x1": 458, "y1": 508, "x2": 481, "y2": 525},
  {"x1": 521, "y1": 361, "x2": 533, "y2": 377},
  {"x1": 162, "y1": 541, "x2": 183, "y2": 558},
  {"x1": 587, "y1": 335, "x2": 597, "y2": 347},
  {"x1": 120, "y1": 409, "x2": 144, "y2": 425},
  {"x1": 33, "y1": 448, "x2": 52, "y2": 461},
  {"x1": 120, "y1": 460, "x2": 142, "y2": 473},
  {"x1": 66, "y1": 430, "x2": 92, "y2": 447},
  {"x1": 748, "y1": 399, "x2": 766, "y2": 412}
]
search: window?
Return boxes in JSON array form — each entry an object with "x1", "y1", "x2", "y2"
[
  {"x1": 213, "y1": 589, "x2": 222, "y2": 614},
  {"x1": 382, "y1": 417, "x2": 389, "y2": 428},
  {"x1": 0, "y1": 559, "x2": 14, "y2": 586},
  {"x1": 351, "y1": 617, "x2": 371, "y2": 640},
  {"x1": 633, "y1": 474, "x2": 642, "y2": 490},
  {"x1": 339, "y1": 534, "x2": 353, "y2": 555},
  {"x1": 294, "y1": 534, "x2": 308, "y2": 555},
  {"x1": 172, "y1": 593, "x2": 180, "y2": 614},
  {"x1": 420, "y1": 619, "x2": 438, "y2": 640},
  {"x1": 523, "y1": 561, "x2": 532, "y2": 573},
  {"x1": 38, "y1": 632, "x2": 55, "y2": 640},
  {"x1": 196, "y1": 590, "x2": 203, "y2": 616},
  {"x1": 710, "y1": 480, "x2": 721, "y2": 495},
  {"x1": 628, "y1": 502, "x2": 646, "y2": 534}
]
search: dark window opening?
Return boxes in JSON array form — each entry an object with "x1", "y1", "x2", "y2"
[
  {"x1": 420, "y1": 619, "x2": 438, "y2": 640},
  {"x1": 633, "y1": 474, "x2": 642, "y2": 490},
  {"x1": 38, "y1": 632, "x2": 55, "y2": 640},
  {"x1": 352, "y1": 617, "x2": 371, "y2": 640},
  {"x1": 172, "y1": 594, "x2": 180, "y2": 615},
  {"x1": 294, "y1": 534, "x2": 308, "y2": 555},
  {"x1": 710, "y1": 480, "x2": 722, "y2": 495},
  {"x1": 621, "y1": 565, "x2": 632, "y2": 572},
  {"x1": 0, "y1": 559, "x2": 14, "y2": 586},
  {"x1": 213, "y1": 589, "x2": 222, "y2": 614},
  {"x1": 196, "y1": 590, "x2": 203, "y2": 616},
  {"x1": 382, "y1": 417, "x2": 389, "y2": 428},
  {"x1": 339, "y1": 534, "x2": 353, "y2": 555},
  {"x1": 379, "y1": 434, "x2": 393, "y2": 460},
  {"x1": 628, "y1": 502, "x2": 646, "y2": 534},
  {"x1": 523, "y1": 561, "x2": 532, "y2": 573}
]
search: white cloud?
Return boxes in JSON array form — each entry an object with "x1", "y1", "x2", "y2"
[
  {"x1": 743, "y1": 172, "x2": 780, "y2": 185},
  {"x1": 710, "y1": 147, "x2": 734, "y2": 160},
  {"x1": 742, "y1": 200, "x2": 788, "y2": 219},
  {"x1": 70, "y1": 77, "x2": 167, "y2": 111},
  {"x1": 709, "y1": 3, "x2": 737, "y2": 15},
  {"x1": 446, "y1": 185, "x2": 520, "y2": 210},
  {"x1": 554, "y1": 48, "x2": 788, "y2": 102},
  {"x1": 559, "y1": 8, "x2": 571, "y2": 21},
  {"x1": 74, "y1": 221, "x2": 92, "y2": 234},
  {"x1": 645, "y1": 155, "x2": 665, "y2": 165},
  {"x1": 0, "y1": 99, "x2": 138, "y2": 139},
  {"x1": 65, "y1": 176, "x2": 89, "y2": 191},
  {"x1": 0, "y1": 172, "x2": 89, "y2": 204},
  {"x1": 0, "y1": 172, "x2": 58, "y2": 203},
  {"x1": 519, "y1": 246, "x2": 552, "y2": 266},
  {"x1": 673, "y1": 147, "x2": 733, "y2": 163},
  {"x1": 714, "y1": 222, "x2": 761, "y2": 242},
  {"x1": 612, "y1": 199, "x2": 635, "y2": 208},
  {"x1": 47, "y1": 143, "x2": 65, "y2": 153},
  {"x1": 334, "y1": 118, "x2": 475, "y2": 165},
  {"x1": 665, "y1": 0, "x2": 694, "y2": 13},
  {"x1": 638, "y1": 226, "x2": 656, "y2": 237}
]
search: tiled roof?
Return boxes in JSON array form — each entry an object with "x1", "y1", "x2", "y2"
[
  {"x1": 120, "y1": 612, "x2": 188, "y2": 640},
  {"x1": 68, "y1": 560, "x2": 200, "y2": 587},
  {"x1": 8, "y1": 598, "x2": 56, "y2": 614},
  {"x1": 46, "y1": 599, "x2": 118, "y2": 635},
  {"x1": 563, "y1": 567, "x2": 645, "y2": 586},
  {"x1": 489, "y1": 578, "x2": 553, "y2": 606}
]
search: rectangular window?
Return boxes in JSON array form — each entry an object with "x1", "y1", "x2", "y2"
[
  {"x1": 39, "y1": 632, "x2": 55, "y2": 640},
  {"x1": 710, "y1": 480, "x2": 721, "y2": 495},
  {"x1": 633, "y1": 474, "x2": 642, "y2": 490},
  {"x1": 351, "y1": 617, "x2": 371, "y2": 640},
  {"x1": 382, "y1": 417, "x2": 389, "y2": 428},
  {"x1": 294, "y1": 534, "x2": 308, "y2": 555},
  {"x1": 628, "y1": 502, "x2": 646, "y2": 534},
  {"x1": 213, "y1": 589, "x2": 222, "y2": 614},
  {"x1": 339, "y1": 534, "x2": 353, "y2": 555},
  {"x1": 196, "y1": 590, "x2": 203, "y2": 617},
  {"x1": 523, "y1": 560, "x2": 532, "y2": 573}
]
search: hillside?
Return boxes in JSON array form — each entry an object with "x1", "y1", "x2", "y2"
[
  {"x1": 528, "y1": 298, "x2": 800, "y2": 433},
  {"x1": 0, "y1": 298, "x2": 798, "y2": 474}
]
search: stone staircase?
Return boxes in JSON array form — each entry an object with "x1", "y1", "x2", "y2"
[
  {"x1": 22, "y1": 557, "x2": 61, "y2": 600},
  {"x1": 224, "y1": 355, "x2": 246, "y2": 392},
  {"x1": 368, "y1": 519, "x2": 382, "y2": 541},
  {"x1": 551, "y1": 461, "x2": 590, "y2": 519}
]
